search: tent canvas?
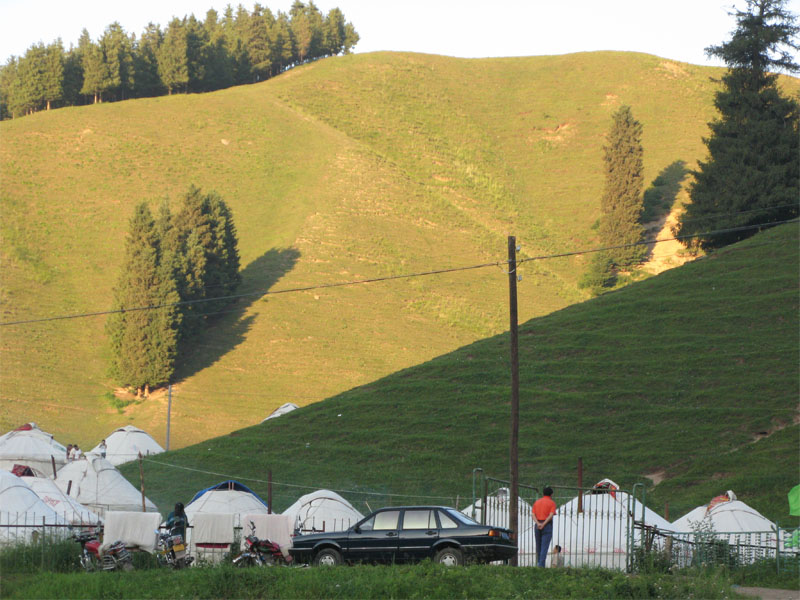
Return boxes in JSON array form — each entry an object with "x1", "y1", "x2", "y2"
[
  {"x1": 185, "y1": 480, "x2": 269, "y2": 527},
  {"x1": 0, "y1": 427, "x2": 67, "y2": 476},
  {"x1": 461, "y1": 487, "x2": 537, "y2": 565},
  {"x1": 90, "y1": 425, "x2": 164, "y2": 466},
  {"x1": 552, "y1": 486, "x2": 672, "y2": 570},
  {"x1": 262, "y1": 403, "x2": 299, "y2": 422},
  {"x1": 22, "y1": 476, "x2": 101, "y2": 525},
  {"x1": 282, "y1": 489, "x2": 364, "y2": 533},
  {"x1": 55, "y1": 456, "x2": 158, "y2": 517},
  {"x1": 0, "y1": 470, "x2": 68, "y2": 546}
]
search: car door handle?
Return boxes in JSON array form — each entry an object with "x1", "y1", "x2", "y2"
[{"x1": 385, "y1": 532, "x2": 397, "y2": 537}]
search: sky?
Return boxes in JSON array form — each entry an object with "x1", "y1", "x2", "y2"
[{"x1": 1, "y1": 0, "x2": 799, "y2": 68}]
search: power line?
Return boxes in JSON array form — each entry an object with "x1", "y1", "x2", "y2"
[{"x1": 1, "y1": 218, "x2": 796, "y2": 327}]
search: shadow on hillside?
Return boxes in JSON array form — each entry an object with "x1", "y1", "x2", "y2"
[
  {"x1": 172, "y1": 247, "x2": 301, "y2": 381},
  {"x1": 640, "y1": 160, "x2": 688, "y2": 259}
]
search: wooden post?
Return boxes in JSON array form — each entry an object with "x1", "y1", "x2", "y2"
[
  {"x1": 166, "y1": 384, "x2": 172, "y2": 451},
  {"x1": 138, "y1": 452, "x2": 146, "y2": 512},
  {"x1": 664, "y1": 501, "x2": 669, "y2": 521},
  {"x1": 578, "y1": 457, "x2": 583, "y2": 513},
  {"x1": 508, "y1": 236, "x2": 520, "y2": 567},
  {"x1": 268, "y1": 470, "x2": 272, "y2": 514}
]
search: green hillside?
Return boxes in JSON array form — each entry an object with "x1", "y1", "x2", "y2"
[
  {"x1": 120, "y1": 224, "x2": 799, "y2": 524},
  {"x1": 1, "y1": 51, "x2": 798, "y2": 455}
]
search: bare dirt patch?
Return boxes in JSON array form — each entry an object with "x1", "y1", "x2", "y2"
[{"x1": 644, "y1": 470, "x2": 666, "y2": 486}]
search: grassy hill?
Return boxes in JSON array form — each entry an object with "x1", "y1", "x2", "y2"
[
  {"x1": 117, "y1": 223, "x2": 799, "y2": 525},
  {"x1": 1, "y1": 51, "x2": 798, "y2": 463}
]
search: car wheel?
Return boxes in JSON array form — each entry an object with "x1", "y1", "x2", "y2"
[
  {"x1": 313, "y1": 548, "x2": 342, "y2": 567},
  {"x1": 434, "y1": 546, "x2": 463, "y2": 566}
]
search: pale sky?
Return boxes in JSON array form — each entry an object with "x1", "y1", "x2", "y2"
[{"x1": 1, "y1": 0, "x2": 798, "y2": 68}]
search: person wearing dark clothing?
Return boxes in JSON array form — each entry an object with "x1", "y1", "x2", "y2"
[{"x1": 166, "y1": 502, "x2": 188, "y2": 538}]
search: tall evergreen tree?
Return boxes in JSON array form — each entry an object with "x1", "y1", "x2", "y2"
[
  {"x1": 158, "y1": 18, "x2": 189, "y2": 94},
  {"x1": 598, "y1": 105, "x2": 646, "y2": 267},
  {"x1": 134, "y1": 23, "x2": 165, "y2": 97},
  {"x1": 107, "y1": 203, "x2": 181, "y2": 395},
  {"x1": 677, "y1": 0, "x2": 799, "y2": 249},
  {"x1": 42, "y1": 40, "x2": 65, "y2": 110}
]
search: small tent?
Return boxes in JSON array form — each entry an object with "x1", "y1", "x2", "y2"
[
  {"x1": 184, "y1": 480, "x2": 269, "y2": 526},
  {"x1": 22, "y1": 476, "x2": 101, "y2": 525},
  {"x1": 262, "y1": 403, "x2": 299, "y2": 422},
  {"x1": 669, "y1": 491, "x2": 779, "y2": 562},
  {"x1": 283, "y1": 489, "x2": 364, "y2": 533},
  {"x1": 0, "y1": 470, "x2": 68, "y2": 546},
  {"x1": 90, "y1": 425, "x2": 164, "y2": 466},
  {"x1": 552, "y1": 479, "x2": 672, "y2": 570},
  {"x1": 55, "y1": 455, "x2": 158, "y2": 517},
  {"x1": 461, "y1": 487, "x2": 537, "y2": 565},
  {"x1": 0, "y1": 424, "x2": 67, "y2": 476}
]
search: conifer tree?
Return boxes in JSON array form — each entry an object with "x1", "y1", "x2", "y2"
[
  {"x1": 158, "y1": 17, "x2": 189, "y2": 94},
  {"x1": 107, "y1": 203, "x2": 181, "y2": 395},
  {"x1": 42, "y1": 40, "x2": 65, "y2": 110},
  {"x1": 598, "y1": 105, "x2": 646, "y2": 267},
  {"x1": 677, "y1": 0, "x2": 799, "y2": 249}
]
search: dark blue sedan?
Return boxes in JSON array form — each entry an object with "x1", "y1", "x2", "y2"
[{"x1": 288, "y1": 505, "x2": 516, "y2": 566}]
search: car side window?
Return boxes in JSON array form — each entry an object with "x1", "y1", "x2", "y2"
[
  {"x1": 402, "y1": 510, "x2": 435, "y2": 530},
  {"x1": 373, "y1": 510, "x2": 400, "y2": 530},
  {"x1": 358, "y1": 516, "x2": 375, "y2": 531},
  {"x1": 437, "y1": 510, "x2": 459, "y2": 529}
]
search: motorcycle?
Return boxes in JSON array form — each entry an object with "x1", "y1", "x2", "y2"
[
  {"x1": 232, "y1": 520, "x2": 292, "y2": 567},
  {"x1": 72, "y1": 526, "x2": 134, "y2": 572},
  {"x1": 156, "y1": 529, "x2": 195, "y2": 569}
]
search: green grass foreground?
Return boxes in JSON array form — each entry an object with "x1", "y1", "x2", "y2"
[{"x1": 1, "y1": 563, "x2": 738, "y2": 600}]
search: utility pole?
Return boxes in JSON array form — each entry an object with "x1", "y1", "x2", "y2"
[{"x1": 508, "y1": 236, "x2": 520, "y2": 566}]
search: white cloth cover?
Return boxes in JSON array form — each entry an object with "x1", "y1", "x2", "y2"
[
  {"x1": 191, "y1": 512, "x2": 235, "y2": 544},
  {"x1": 103, "y1": 511, "x2": 161, "y2": 553},
  {"x1": 0, "y1": 429, "x2": 67, "y2": 476},
  {"x1": 262, "y1": 403, "x2": 299, "y2": 422},
  {"x1": 55, "y1": 455, "x2": 158, "y2": 517},
  {"x1": 0, "y1": 470, "x2": 68, "y2": 546},
  {"x1": 242, "y1": 513, "x2": 294, "y2": 558},
  {"x1": 282, "y1": 489, "x2": 364, "y2": 533},
  {"x1": 90, "y1": 426, "x2": 164, "y2": 466},
  {"x1": 21, "y1": 476, "x2": 101, "y2": 525}
]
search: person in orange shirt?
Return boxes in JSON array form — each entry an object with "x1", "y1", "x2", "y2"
[{"x1": 532, "y1": 486, "x2": 557, "y2": 567}]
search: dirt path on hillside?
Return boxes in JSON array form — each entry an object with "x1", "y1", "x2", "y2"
[{"x1": 640, "y1": 210, "x2": 692, "y2": 274}]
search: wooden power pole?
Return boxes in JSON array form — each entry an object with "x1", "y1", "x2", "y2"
[{"x1": 508, "y1": 236, "x2": 520, "y2": 566}]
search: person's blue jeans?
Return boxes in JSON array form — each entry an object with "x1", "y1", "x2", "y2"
[{"x1": 535, "y1": 522, "x2": 553, "y2": 567}]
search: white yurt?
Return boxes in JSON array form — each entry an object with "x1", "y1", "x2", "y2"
[
  {"x1": 262, "y1": 403, "x2": 299, "y2": 422},
  {"x1": 0, "y1": 470, "x2": 68, "y2": 546},
  {"x1": 668, "y1": 491, "x2": 779, "y2": 563},
  {"x1": 0, "y1": 424, "x2": 67, "y2": 476},
  {"x1": 21, "y1": 476, "x2": 101, "y2": 525},
  {"x1": 283, "y1": 489, "x2": 364, "y2": 533},
  {"x1": 552, "y1": 479, "x2": 672, "y2": 570},
  {"x1": 55, "y1": 455, "x2": 158, "y2": 517},
  {"x1": 184, "y1": 480, "x2": 270, "y2": 526},
  {"x1": 90, "y1": 425, "x2": 164, "y2": 466},
  {"x1": 461, "y1": 487, "x2": 537, "y2": 565}
]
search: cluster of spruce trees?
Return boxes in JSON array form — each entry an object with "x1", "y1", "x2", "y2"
[
  {"x1": 107, "y1": 186, "x2": 241, "y2": 395},
  {"x1": 0, "y1": 1, "x2": 358, "y2": 119}
]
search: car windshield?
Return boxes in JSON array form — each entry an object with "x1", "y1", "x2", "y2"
[{"x1": 444, "y1": 509, "x2": 480, "y2": 526}]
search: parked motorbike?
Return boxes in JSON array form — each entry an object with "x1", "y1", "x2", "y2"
[
  {"x1": 156, "y1": 529, "x2": 195, "y2": 569},
  {"x1": 72, "y1": 526, "x2": 133, "y2": 572},
  {"x1": 232, "y1": 520, "x2": 292, "y2": 567}
]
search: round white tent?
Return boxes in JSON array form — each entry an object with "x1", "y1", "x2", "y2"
[
  {"x1": 461, "y1": 487, "x2": 537, "y2": 565},
  {"x1": 90, "y1": 425, "x2": 164, "y2": 466},
  {"x1": 262, "y1": 403, "x2": 299, "y2": 422},
  {"x1": 552, "y1": 481, "x2": 672, "y2": 570},
  {"x1": 0, "y1": 470, "x2": 68, "y2": 546},
  {"x1": 184, "y1": 480, "x2": 269, "y2": 526},
  {"x1": 283, "y1": 489, "x2": 363, "y2": 533},
  {"x1": 22, "y1": 476, "x2": 101, "y2": 525},
  {"x1": 55, "y1": 455, "x2": 158, "y2": 517},
  {"x1": 0, "y1": 424, "x2": 67, "y2": 476},
  {"x1": 670, "y1": 491, "x2": 776, "y2": 533}
]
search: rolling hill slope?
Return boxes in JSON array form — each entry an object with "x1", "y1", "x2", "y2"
[
  {"x1": 1, "y1": 51, "x2": 798, "y2": 454},
  {"x1": 120, "y1": 224, "x2": 799, "y2": 524}
]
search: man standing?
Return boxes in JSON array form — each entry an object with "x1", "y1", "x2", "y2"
[{"x1": 532, "y1": 486, "x2": 557, "y2": 567}]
